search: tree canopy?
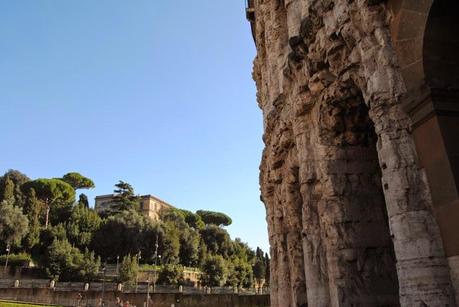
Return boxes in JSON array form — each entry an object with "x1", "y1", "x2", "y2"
[
  {"x1": 196, "y1": 210, "x2": 232, "y2": 226},
  {"x1": 0, "y1": 169, "x2": 30, "y2": 207},
  {"x1": 111, "y1": 181, "x2": 140, "y2": 212},
  {"x1": 0, "y1": 169, "x2": 269, "y2": 289},
  {"x1": 22, "y1": 178, "x2": 75, "y2": 228},
  {"x1": 61, "y1": 172, "x2": 95, "y2": 190},
  {"x1": 0, "y1": 199, "x2": 29, "y2": 248}
]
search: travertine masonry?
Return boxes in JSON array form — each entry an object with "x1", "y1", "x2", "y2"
[{"x1": 251, "y1": 0, "x2": 456, "y2": 306}]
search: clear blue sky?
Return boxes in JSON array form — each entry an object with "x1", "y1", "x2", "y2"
[{"x1": 0, "y1": 1, "x2": 268, "y2": 252}]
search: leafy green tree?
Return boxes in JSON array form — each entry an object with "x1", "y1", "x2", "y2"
[
  {"x1": 201, "y1": 255, "x2": 227, "y2": 287},
  {"x1": 179, "y1": 228, "x2": 200, "y2": 267},
  {"x1": 119, "y1": 254, "x2": 139, "y2": 284},
  {"x1": 92, "y1": 209, "x2": 159, "y2": 260},
  {"x1": 61, "y1": 172, "x2": 95, "y2": 190},
  {"x1": 78, "y1": 193, "x2": 89, "y2": 208},
  {"x1": 44, "y1": 238, "x2": 74, "y2": 279},
  {"x1": 161, "y1": 221, "x2": 180, "y2": 264},
  {"x1": 178, "y1": 209, "x2": 205, "y2": 230},
  {"x1": 200, "y1": 225, "x2": 233, "y2": 257},
  {"x1": 66, "y1": 204, "x2": 102, "y2": 249},
  {"x1": 112, "y1": 181, "x2": 140, "y2": 212},
  {"x1": 226, "y1": 257, "x2": 253, "y2": 288},
  {"x1": 253, "y1": 248, "x2": 266, "y2": 286},
  {"x1": 22, "y1": 189, "x2": 43, "y2": 250},
  {"x1": 157, "y1": 264, "x2": 184, "y2": 285},
  {"x1": 78, "y1": 249, "x2": 101, "y2": 281},
  {"x1": 0, "y1": 170, "x2": 30, "y2": 207},
  {"x1": 196, "y1": 210, "x2": 232, "y2": 226},
  {"x1": 197, "y1": 239, "x2": 208, "y2": 267},
  {"x1": 22, "y1": 179, "x2": 75, "y2": 228},
  {"x1": 1, "y1": 177, "x2": 14, "y2": 202},
  {"x1": 0, "y1": 199, "x2": 29, "y2": 249},
  {"x1": 44, "y1": 238, "x2": 100, "y2": 281},
  {"x1": 232, "y1": 239, "x2": 255, "y2": 262},
  {"x1": 264, "y1": 252, "x2": 270, "y2": 286}
]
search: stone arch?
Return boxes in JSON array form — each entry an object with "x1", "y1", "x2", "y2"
[
  {"x1": 389, "y1": 0, "x2": 459, "y2": 302},
  {"x1": 250, "y1": 0, "x2": 458, "y2": 305},
  {"x1": 388, "y1": 0, "x2": 433, "y2": 107}
]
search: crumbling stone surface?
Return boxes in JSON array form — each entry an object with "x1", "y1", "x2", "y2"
[{"x1": 251, "y1": 0, "x2": 456, "y2": 306}]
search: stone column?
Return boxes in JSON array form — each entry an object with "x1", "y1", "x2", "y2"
[
  {"x1": 369, "y1": 103, "x2": 455, "y2": 306},
  {"x1": 295, "y1": 122, "x2": 331, "y2": 306}
]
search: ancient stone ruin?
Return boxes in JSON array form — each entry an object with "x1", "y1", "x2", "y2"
[{"x1": 248, "y1": 0, "x2": 459, "y2": 306}]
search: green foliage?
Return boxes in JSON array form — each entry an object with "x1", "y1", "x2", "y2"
[
  {"x1": 0, "y1": 300, "x2": 60, "y2": 307},
  {"x1": 61, "y1": 172, "x2": 95, "y2": 190},
  {"x1": 179, "y1": 228, "x2": 200, "y2": 267},
  {"x1": 66, "y1": 204, "x2": 102, "y2": 249},
  {"x1": 78, "y1": 193, "x2": 89, "y2": 207},
  {"x1": 200, "y1": 255, "x2": 227, "y2": 287},
  {"x1": 78, "y1": 249, "x2": 101, "y2": 281},
  {"x1": 226, "y1": 257, "x2": 253, "y2": 288},
  {"x1": 91, "y1": 209, "x2": 158, "y2": 260},
  {"x1": 0, "y1": 199, "x2": 29, "y2": 248},
  {"x1": 178, "y1": 209, "x2": 205, "y2": 230},
  {"x1": 197, "y1": 239, "x2": 208, "y2": 267},
  {"x1": 157, "y1": 264, "x2": 184, "y2": 285},
  {"x1": 199, "y1": 225, "x2": 233, "y2": 257},
  {"x1": 22, "y1": 179, "x2": 75, "y2": 206},
  {"x1": 161, "y1": 221, "x2": 180, "y2": 264},
  {"x1": 264, "y1": 252, "x2": 270, "y2": 285},
  {"x1": 0, "y1": 168, "x2": 264, "y2": 288},
  {"x1": 2, "y1": 177, "x2": 15, "y2": 202},
  {"x1": 44, "y1": 238, "x2": 100, "y2": 281},
  {"x1": 22, "y1": 179, "x2": 75, "y2": 227},
  {"x1": 22, "y1": 189, "x2": 43, "y2": 251},
  {"x1": 35, "y1": 224, "x2": 68, "y2": 260},
  {"x1": 253, "y1": 247, "x2": 266, "y2": 282},
  {"x1": 111, "y1": 181, "x2": 140, "y2": 212},
  {"x1": 0, "y1": 252, "x2": 31, "y2": 266},
  {"x1": 0, "y1": 170, "x2": 30, "y2": 207},
  {"x1": 119, "y1": 254, "x2": 139, "y2": 284},
  {"x1": 196, "y1": 210, "x2": 232, "y2": 226}
]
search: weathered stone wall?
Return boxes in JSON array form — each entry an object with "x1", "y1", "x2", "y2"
[
  {"x1": 251, "y1": 0, "x2": 456, "y2": 306},
  {"x1": 0, "y1": 288, "x2": 270, "y2": 307}
]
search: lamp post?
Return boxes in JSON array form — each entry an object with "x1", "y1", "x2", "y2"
[
  {"x1": 116, "y1": 255, "x2": 120, "y2": 275},
  {"x1": 101, "y1": 262, "x2": 106, "y2": 306},
  {"x1": 135, "y1": 251, "x2": 141, "y2": 293},
  {"x1": 3, "y1": 244, "x2": 11, "y2": 273},
  {"x1": 153, "y1": 233, "x2": 160, "y2": 293}
]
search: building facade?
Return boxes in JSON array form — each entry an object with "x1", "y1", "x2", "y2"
[{"x1": 94, "y1": 194, "x2": 174, "y2": 221}]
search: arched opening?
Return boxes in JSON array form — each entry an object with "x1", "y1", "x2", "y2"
[
  {"x1": 316, "y1": 93, "x2": 400, "y2": 306},
  {"x1": 418, "y1": 0, "x2": 459, "y2": 295},
  {"x1": 390, "y1": 0, "x2": 459, "y2": 301},
  {"x1": 424, "y1": 0, "x2": 459, "y2": 91}
]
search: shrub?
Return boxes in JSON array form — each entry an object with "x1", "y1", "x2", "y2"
[
  {"x1": 119, "y1": 254, "x2": 139, "y2": 284},
  {"x1": 157, "y1": 264, "x2": 184, "y2": 285},
  {"x1": 0, "y1": 253, "x2": 31, "y2": 267}
]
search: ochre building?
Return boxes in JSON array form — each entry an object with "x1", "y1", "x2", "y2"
[
  {"x1": 247, "y1": 0, "x2": 459, "y2": 306},
  {"x1": 94, "y1": 194, "x2": 174, "y2": 221}
]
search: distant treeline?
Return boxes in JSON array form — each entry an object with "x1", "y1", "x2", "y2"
[{"x1": 0, "y1": 169, "x2": 269, "y2": 287}]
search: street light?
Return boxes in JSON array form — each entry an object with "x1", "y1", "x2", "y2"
[
  {"x1": 135, "y1": 251, "x2": 141, "y2": 293},
  {"x1": 3, "y1": 244, "x2": 11, "y2": 273},
  {"x1": 153, "y1": 233, "x2": 160, "y2": 293},
  {"x1": 116, "y1": 255, "x2": 120, "y2": 275}
]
